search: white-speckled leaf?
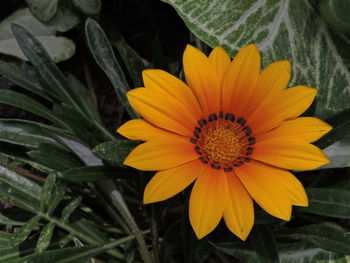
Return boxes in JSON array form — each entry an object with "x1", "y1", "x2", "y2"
[
  {"x1": 25, "y1": 0, "x2": 59, "y2": 22},
  {"x1": 163, "y1": 0, "x2": 350, "y2": 119},
  {"x1": 0, "y1": 8, "x2": 75, "y2": 62}
]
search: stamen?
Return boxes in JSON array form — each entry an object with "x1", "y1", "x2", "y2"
[
  {"x1": 237, "y1": 117, "x2": 246, "y2": 126},
  {"x1": 211, "y1": 164, "x2": 221, "y2": 170},
  {"x1": 198, "y1": 119, "x2": 207, "y2": 127},
  {"x1": 224, "y1": 167, "x2": 233, "y2": 172},
  {"x1": 190, "y1": 138, "x2": 197, "y2": 144},
  {"x1": 208, "y1": 113, "x2": 218, "y2": 122},
  {"x1": 225, "y1": 113, "x2": 235, "y2": 121},
  {"x1": 243, "y1": 126, "x2": 252, "y2": 136},
  {"x1": 246, "y1": 147, "x2": 254, "y2": 155},
  {"x1": 194, "y1": 127, "x2": 201, "y2": 138},
  {"x1": 194, "y1": 146, "x2": 202, "y2": 154},
  {"x1": 192, "y1": 112, "x2": 254, "y2": 170},
  {"x1": 248, "y1": 137, "x2": 256, "y2": 145},
  {"x1": 199, "y1": 157, "x2": 208, "y2": 164},
  {"x1": 234, "y1": 161, "x2": 244, "y2": 167}
]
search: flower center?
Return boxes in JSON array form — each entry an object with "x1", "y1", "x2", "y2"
[{"x1": 190, "y1": 112, "x2": 255, "y2": 171}]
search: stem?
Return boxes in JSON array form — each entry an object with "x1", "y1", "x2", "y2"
[
  {"x1": 151, "y1": 205, "x2": 160, "y2": 263},
  {"x1": 99, "y1": 180, "x2": 153, "y2": 263}
]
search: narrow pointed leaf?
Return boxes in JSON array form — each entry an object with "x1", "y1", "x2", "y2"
[{"x1": 85, "y1": 18, "x2": 138, "y2": 119}]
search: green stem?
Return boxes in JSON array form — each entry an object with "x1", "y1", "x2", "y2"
[{"x1": 99, "y1": 180, "x2": 153, "y2": 263}]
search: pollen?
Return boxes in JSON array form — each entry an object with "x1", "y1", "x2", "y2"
[{"x1": 192, "y1": 113, "x2": 255, "y2": 170}]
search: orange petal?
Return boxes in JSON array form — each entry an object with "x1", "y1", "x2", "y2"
[
  {"x1": 142, "y1": 69, "x2": 203, "y2": 120},
  {"x1": 124, "y1": 137, "x2": 198, "y2": 171},
  {"x1": 117, "y1": 119, "x2": 177, "y2": 141},
  {"x1": 209, "y1": 46, "x2": 231, "y2": 88},
  {"x1": 249, "y1": 86, "x2": 317, "y2": 134},
  {"x1": 222, "y1": 44, "x2": 260, "y2": 117},
  {"x1": 189, "y1": 168, "x2": 228, "y2": 239},
  {"x1": 144, "y1": 159, "x2": 206, "y2": 204},
  {"x1": 235, "y1": 160, "x2": 292, "y2": 221},
  {"x1": 183, "y1": 45, "x2": 221, "y2": 115},
  {"x1": 127, "y1": 88, "x2": 197, "y2": 137},
  {"x1": 244, "y1": 60, "x2": 291, "y2": 117},
  {"x1": 223, "y1": 172, "x2": 254, "y2": 241},
  {"x1": 264, "y1": 167, "x2": 308, "y2": 206},
  {"x1": 255, "y1": 117, "x2": 332, "y2": 143},
  {"x1": 252, "y1": 139, "x2": 330, "y2": 170}
]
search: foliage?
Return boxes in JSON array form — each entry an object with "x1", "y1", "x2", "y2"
[{"x1": 0, "y1": 0, "x2": 350, "y2": 262}]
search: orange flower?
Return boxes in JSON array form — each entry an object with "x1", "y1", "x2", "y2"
[{"x1": 117, "y1": 44, "x2": 332, "y2": 240}]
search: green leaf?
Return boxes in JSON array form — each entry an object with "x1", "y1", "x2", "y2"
[
  {"x1": 93, "y1": 140, "x2": 140, "y2": 166},
  {"x1": 85, "y1": 18, "x2": 138, "y2": 119},
  {"x1": 18, "y1": 236, "x2": 136, "y2": 263},
  {"x1": 0, "y1": 213, "x2": 26, "y2": 226},
  {"x1": 0, "y1": 142, "x2": 55, "y2": 173},
  {"x1": 10, "y1": 215, "x2": 41, "y2": 248},
  {"x1": 35, "y1": 222, "x2": 55, "y2": 253},
  {"x1": 300, "y1": 188, "x2": 350, "y2": 218},
  {"x1": 250, "y1": 225, "x2": 279, "y2": 263},
  {"x1": 0, "y1": 118, "x2": 74, "y2": 138},
  {"x1": 61, "y1": 197, "x2": 82, "y2": 221},
  {"x1": 163, "y1": 0, "x2": 350, "y2": 120},
  {"x1": 0, "y1": 121, "x2": 65, "y2": 149},
  {"x1": 319, "y1": 0, "x2": 350, "y2": 33},
  {"x1": 45, "y1": 7, "x2": 81, "y2": 33},
  {"x1": 72, "y1": 0, "x2": 102, "y2": 15},
  {"x1": 212, "y1": 242, "x2": 347, "y2": 263},
  {"x1": 40, "y1": 174, "x2": 56, "y2": 212},
  {"x1": 66, "y1": 74, "x2": 102, "y2": 124},
  {"x1": 25, "y1": 0, "x2": 59, "y2": 21},
  {"x1": 0, "y1": 165, "x2": 41, "y2": 212},
  {"x1": 0, "y1": 8, "x2": 75, "y2": 62},
  {"x1": 287, "y1": 223, "x2": 350, "y2": 255},
  {"x1": 11, "y1": 23, "x2": 83, "y2": 110},
  {"x1": 0, "y1": 61, "x2": 55, "y2": 101},
  {"x1": 59, "y1": 166, "x2": 130, "y2": 182},
  {"x1": 0, "y1": 90, "x2": 69, "y2": 129},
  {"x1": 108, "y1": 25, "x2": 147, "y2": 87},
  {"x1": 316, "y1": 108, "x2": 350, "y2": 152}
]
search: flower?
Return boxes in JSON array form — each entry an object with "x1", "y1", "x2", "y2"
[{"x1": 117, "y1": 44, "x2": 332, "y2": 240}]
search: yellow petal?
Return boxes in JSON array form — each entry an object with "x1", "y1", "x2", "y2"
[
  {"x1": 222, "y1": 44, "x2": 260, "y2": 117},
  {"x1": 142, "y1": 69, "x2": 203, "y2": 120},
  {"x1": 183, "y1": 45, "x2": 221, "y2": 115},
  {"x1": 264, "y1": 167, "x2": 308, "y2": 206},
  {"x1": 127, "y1": 88, "x2": 197, "y2": 137},
  {"x1": 235, "y1": 160, "x2": 292, "y2": 221},
  {"x1": 124, "y1": 137, "x2": 198, "y2": 171},
  {"x1": 244, "y1": 60, "x2": 291, "y2": 117},
  {"x1": 144, "y1": 159, "x2": 206, "y2": 204},
  {"x1": 117, "y1": 119, "x2": 177, "y2": 141},
  {"x1": 189, "y1": 168, "x2": 228, "y2": 239},
  {"x1": 252, "y1": 139, "x2": 330, "y2": 170},
  {"x1": 223, "y1": 172, "x2": 254, "y2": 241},
  {"x1": 249, "y1": 86, "x2": 317, "y2": 134},
  {"x1": 255, "y1": 117, "x2": 332, "y2": 143},
  {"x1": 208, "y1": 46, "x2": 231, "y2": 88}
]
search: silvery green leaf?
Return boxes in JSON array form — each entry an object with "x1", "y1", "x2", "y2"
[
  {"x1": 321, "y1": 134, "x2": 350, "y2": 168},
  {"x1": 0, "y1": 8, "x2": 75, "y2": 62},
  {"x1": 72, "y1": 0, "x2": 102, "y2": 15},
  {"x1": 25, "y1": 0, "x2": 59, "y2": 21},
  {"x1": 163, "y1": 0, "x2": 350, "y2": 120}
]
